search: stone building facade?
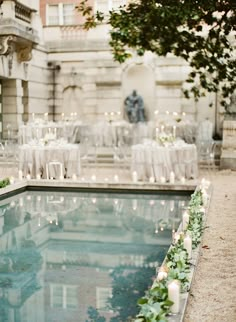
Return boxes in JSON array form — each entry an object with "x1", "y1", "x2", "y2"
[{"x1": 0, "y1": 0, "x2": 225, "y2": 139}]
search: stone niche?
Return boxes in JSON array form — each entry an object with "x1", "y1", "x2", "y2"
[{"x1": 220, "y1": 119, "x2": 236, "y2": 170}]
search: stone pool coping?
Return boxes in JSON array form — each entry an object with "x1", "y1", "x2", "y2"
[
  {"x1": 0, "y1": 178, "x2": 197, "y2": 197},
  {"x1": 0, "y1": 178, "x2": 209, "y2": 322}
]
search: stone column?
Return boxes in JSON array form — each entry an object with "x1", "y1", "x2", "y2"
[
  {"x1": 220, "y1": 119, "x2": 236, "y2": 170},
  {"x1": 1, "y1": 0, "x2": 15, "y2": 19},
  {"x1": 2, "y1": 79, "x2": 23, "y2": 139}
]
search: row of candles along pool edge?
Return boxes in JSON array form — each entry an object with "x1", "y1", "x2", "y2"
[
  {"x1": 31, "y1": 110, "x2": 186, "y2": 123},
  {"x1": 16, "y1": 170, "x2": 186, "y2": 184},
  {"x1": 156, "y1": 178, "x2": 210, "y2": 314}
]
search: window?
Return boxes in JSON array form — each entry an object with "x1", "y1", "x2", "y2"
[
  {"x1": 96, "y1": 287, "x2": 112, "y2": 311},
  {"x1": 46, "y1": 3, "x2": 75, "y2": 26},
  {"x1": 95, "y1": 0, "x2": 126, "y2": 13},
  {"x1": 47, "y1": 4, "x2": 59, "y2": 25},
  {"x1": 63, "y1": 4, "x2": 75, "y2": 25},
  {"x1": 50, "y1": 284, "x2": 78, "y2": 309}
]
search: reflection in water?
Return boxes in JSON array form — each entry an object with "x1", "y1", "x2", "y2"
[{"x1": 0, "y1": 190, "x2": 190, "y2": 322}]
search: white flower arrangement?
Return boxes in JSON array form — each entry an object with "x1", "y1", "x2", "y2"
[
  {"x1": 42, "y1": 132, "x2": 56, "y2": 145},
  {"x1": 157, "y1": 133, "x2": 175, "y2": 146}
]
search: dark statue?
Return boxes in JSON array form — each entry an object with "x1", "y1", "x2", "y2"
[{"x1": 124, "y1": 90, "x2": 145, "y2": 123}]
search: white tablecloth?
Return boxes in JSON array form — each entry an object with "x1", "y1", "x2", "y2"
[
  {"x1": 71, "y1": 121, "x2": 155, "y2": 146},
  {"x1": 157, "y1": 121, "x2": 197, "y2": 144},
  {"x1": 18, "y1": 122, "x2": 76, "y2": 144},
  {"x1": 19, "y1": 142, "x2": 80, "y2": 179},
  {"x1": 131, "y1": 140, "x2": 198, "y2": 181}
]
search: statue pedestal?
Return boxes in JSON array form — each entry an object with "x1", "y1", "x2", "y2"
[{"x1": 220, "y1": 119, "x2": 236, "y2": 170}]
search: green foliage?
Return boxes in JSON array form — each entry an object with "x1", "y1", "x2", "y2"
[
  {"x1": 0, "y1": 178, "x2": 10, "y2": 188},
  {"x1": 0, "y1": 240, "x2": 43, "y2": 274},
  {"x1": 135, "y1": 279, "x2": 172, "y2": 322},
  {"x1": 166, "y1": 241, "x2": 190, "y2": 273},
  {"x1": 77, "y1": 0, "x2": 236, "y2": 109},
  {"x1": 86, "y1": 306, "x2": 106, "y2": 322},
  {"x1": 132, "y1": 188, "x2": 206, "y2": 321}
]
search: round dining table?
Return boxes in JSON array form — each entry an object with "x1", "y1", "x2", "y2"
[
  {"x1": 131, "y1": 140, "x2": 198, "y2": 181},
  {"x1": 19, "y1": 140, "x2": 80, "y2": 179}
]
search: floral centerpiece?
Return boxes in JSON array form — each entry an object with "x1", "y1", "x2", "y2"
[
  {"x1": 41, "y1": 132, "x2": 56, "y2": 145},
  {"x1": 157, "y1": 133, "x2": 175, "y2": 146}
]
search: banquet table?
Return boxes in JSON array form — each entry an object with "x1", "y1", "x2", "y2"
[
  {"x1": 71, "y1": 121, "x2": 155, "y2": 146},
  {"x1": 19, "y1": 140, "x2": 80, "y2": 179},
  {"x1": 131, "y1": 140, "x2": 198, "y2": 181},
  {"x1": 157, "y1": 121, "x2": 197, "y2": 144},
  {"x1": 18, "y1": 121, "x2": 76, "y2": 144}
]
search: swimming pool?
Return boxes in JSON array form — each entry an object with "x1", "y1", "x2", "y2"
[{"x1": 0, "y1": 189, "x2": 190, "y2": 322}]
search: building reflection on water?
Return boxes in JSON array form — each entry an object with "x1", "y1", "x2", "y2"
[{"x1": 0, "y1": 190, "x2": 190, "y2": 322}]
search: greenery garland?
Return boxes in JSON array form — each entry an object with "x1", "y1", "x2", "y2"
[
  {"x1": 134, "y1": 187, "x2": 208, "y2": 322},
  {"x1": 0, "y1": 178, "x2": 10, "y2": 189}
]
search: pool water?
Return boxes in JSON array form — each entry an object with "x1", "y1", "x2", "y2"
[{"x1": 0, "y1": 190, "x2": 190, "y2": 322}]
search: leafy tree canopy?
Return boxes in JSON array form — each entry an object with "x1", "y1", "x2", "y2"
[{"x1": 77, "y1": 0, "x2": 236, "y2": 109}]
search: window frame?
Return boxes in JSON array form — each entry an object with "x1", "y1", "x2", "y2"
[{"x1": 46, "y1": 3, "x2": 75, "y2": 26}]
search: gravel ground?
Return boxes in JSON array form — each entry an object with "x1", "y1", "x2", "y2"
[{"x1": 184, "y1": 170, "x2": 236, "y2": 322}]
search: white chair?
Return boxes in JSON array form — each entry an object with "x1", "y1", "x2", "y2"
[
  {"x1": 113, "y1": 143, "x2": 131, "y2": 177},
  {"x1": 196, "y1": 119, "x2": 213, "y2": 143},
  {"x1": 46, "y1": 161, "x2": 64, "y2": 179}
]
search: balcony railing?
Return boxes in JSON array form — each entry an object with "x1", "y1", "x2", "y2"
[{"x1": 15, "y1": 1, "x2": 32, "y2": 24}]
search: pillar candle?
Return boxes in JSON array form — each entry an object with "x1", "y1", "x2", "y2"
[
  {"x1": 72, "y1": 174, "x2": 77, "y2": 181},
  {"x1": 149, "y1": 176, "x2": 155, "y2": 183},
  {"x1": 157, "y1": 271, "x2": 168, "y2": 281},
  {"x1": 61, "y1": 113, "x2": 64, "y2": 121},
  {"x1": 201, "y1": 178, "x2": 210, "y2": 189},
  {"x1": 201, "y1": 188, "x2": 208, "y2": 206},
  {"x1": 114, "y1": 174, "x2": 119, "y2": 182},
  {"x1": 44, "y1": 113, "x2": 48, "y2": 121},
  {"x1": 168, "y1": 280, "x2": 180, "y2": 314},
  {"x1": 26, "y1": 174, "x2": 31, "y2": 180},
  {"x1": 173, "y1": 232, "x2": 180, "y2": 244},
  {"x1": 60, "y1": 166, "x2": 63, "y2": 178},
  {"x1": 173, "y1": 125, "x2": 176, "y2": 138},
  {"x1": 132, "y1": 171, "x2": 138, "y2": 183},
  {"x1": 183, "y1": 234, "x2": 192, "y2": 259},
  {"x1": 32, "y1": 113, "x2": 35, "y2": 121},
  {"x1": 169, "y1": 171, "x2": 175, "y2": 184},
  {"x1": 161, "y1": 125, "x2": 165, "y2": 133},
  {"x1": 10, "y1": 176, "x2": 15, "y2": 184},
  {"x1": 91, "y1": 175, "x2": 96, "y2": 182},
  {"x1": 181, "y1": 176, "x2": 185, "y2": 184},
  {"x1": 155, "y1": 127, "x2": 159, "y2": 139},
  {"x1": 182, "y1": 210, "x2": 190, "y2": 231},
  {"x1": 59, "y1": 175, "x2": 64, "y2": 180}
]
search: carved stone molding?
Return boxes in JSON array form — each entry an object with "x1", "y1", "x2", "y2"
[
  {"x1": 0, "y1": 36, "x2": 15, "y2": 55},
  {"x1": 16, "y1": 45, "x2": 32, "y2": 62}
]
